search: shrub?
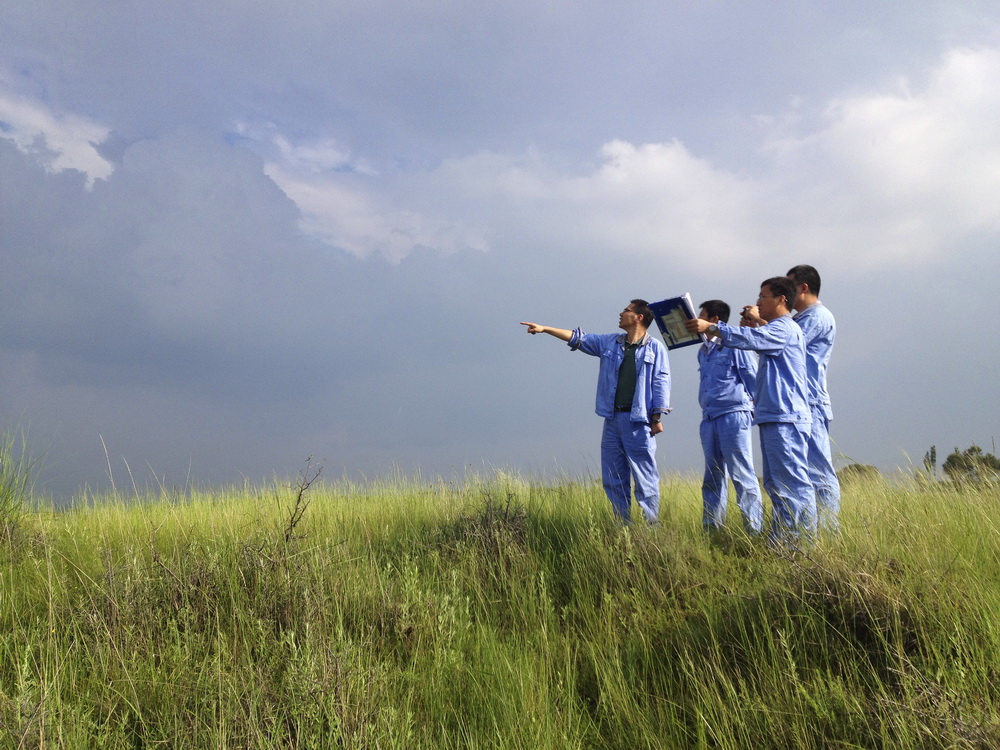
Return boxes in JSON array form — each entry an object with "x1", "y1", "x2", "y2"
[
  {"x1": 942, "y1": 444, "x2": 1000, "y2": 485},
  {"x1": 837, "y1": 463, "x2": 881, "y2": 484}
]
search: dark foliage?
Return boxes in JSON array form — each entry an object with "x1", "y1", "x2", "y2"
[{"x1": 942, "y1": 444, "x2": 1000, "y2": 485}]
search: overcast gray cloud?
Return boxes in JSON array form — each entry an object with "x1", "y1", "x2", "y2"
[{"x1": 2, "y1": 1, "x2": 1000, "y2": 499}]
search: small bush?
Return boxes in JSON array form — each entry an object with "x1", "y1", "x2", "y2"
[
  {"x1": 837, "y1": 462, "x2": 882, "y2": 484},
  {"x1": 943, "y1": 444, "x2": 1000, "y2": 485}
]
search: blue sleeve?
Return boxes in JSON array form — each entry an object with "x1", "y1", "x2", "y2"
[
  {"x1": 651, "y1": 341, "x2": 671, "y2": 413},
  {"x1": 719, "y1": 317, "x2": 794, "y2": 354},
  {"x1": 568, "y1": 329, "x2": 611, "y2": 357},
  {"x1": 734, "y1": 347, "x2": 757, "y2": 396}
]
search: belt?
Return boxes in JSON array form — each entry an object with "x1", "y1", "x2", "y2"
[{"x1": 614, "y1": 405, "x2": 631, "y2": 412}]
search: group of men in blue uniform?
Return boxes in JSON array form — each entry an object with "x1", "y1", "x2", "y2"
[
  {"x1": 686, "y1": 266, "x2": 839, "y2": 544},
  {"x1": 521, "y1": 264, "x2": 839, "y2": 546}
]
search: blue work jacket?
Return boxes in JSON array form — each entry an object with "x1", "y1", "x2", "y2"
[
  {"x1": 698, "y1": 340, "x2": 757, "y2": 420},
  {"x1": 568, "y1": 330, "x2": 671, "y2": 422},
  {"x1": 715, "y1": 315, "x2": 810, "y2": 426}
]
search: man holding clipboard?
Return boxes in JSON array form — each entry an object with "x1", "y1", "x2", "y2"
[
  {"x1": 694, "y1": 300, "x2": 763, "y2": 534},
  {"x1": 685, "y1": 277, "x2": 817, "y2": 546}
]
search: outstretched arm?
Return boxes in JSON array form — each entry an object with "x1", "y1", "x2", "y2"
[
  {"x1": 685, "y1": 318, "x2": 713, "y2": 336},
  {"x1": 520, "y1": 322, "x2": 574, "y2": 342}
]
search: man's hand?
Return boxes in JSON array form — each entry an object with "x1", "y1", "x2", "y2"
[
  {"x1": 520, "y1": 322, "x2": 545, "y2": 335},
  {"x1": 649, "y1": 421, "x2": 664, "y2": 437},
  {"x1": 684, "y1": 318, "x2": 712, "y2": 335},
  {"x1": 740, "y1": 306, "x2": 764, "y2": 327}
]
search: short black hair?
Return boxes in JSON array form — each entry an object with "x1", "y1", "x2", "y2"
[
  {"x1": 698, "y1": 299, "x2": 730, "y2": 323},
  {"x1": 761, "y1": 276, "x2": 796, "y2": 311},
  {"x1": 787, "y1": 264, "x2": 821, "y2": 295},
  {"x1": 630, "y1": 299, "x2": 654, "y2": 328}
]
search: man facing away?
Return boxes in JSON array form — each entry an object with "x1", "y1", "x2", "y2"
[
  {"x1": 696, "y1": 300, "x2": 763, "y2": 534},
  {"x1": 521, "y1": 300, "x2": 671, "y2": 524},
  {"x1": 686, "y1": 278, "x2": 816, "y2": 545},
  {"x1": 787, "y1": 264, "x2": 841, "y2": 532}
]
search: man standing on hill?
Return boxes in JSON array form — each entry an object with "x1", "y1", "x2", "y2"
[
  {"x1": 695, "y1": 300, "x2": 762, "y2": 534},
  {"x1": 787, "y1": 264, "x2": 841, "y2": 532},
  {"x1": 520, "y1": 300, "x2": 671, "y2": 524},
  {"x1": 685, "y1": 278, "x2": 816, "y2": 545}
]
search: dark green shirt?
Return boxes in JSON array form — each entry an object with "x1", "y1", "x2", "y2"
[{"x1": 614, "y1": 341, "x2": 642, "y2": 409}]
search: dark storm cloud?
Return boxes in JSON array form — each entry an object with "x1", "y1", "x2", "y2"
[{"x1": 1, "y1": 129, "x2": 608, "y2": 495}]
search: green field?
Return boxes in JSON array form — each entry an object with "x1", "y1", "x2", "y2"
[{"x1": 1, "y1": 470, "x2": 998, "y2": 748}]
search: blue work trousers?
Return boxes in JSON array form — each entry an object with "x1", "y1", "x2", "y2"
[
  {"x1": 700, "y1": 411, "x2": 763, "y2": 533},
  {"x1": 807, "y1": 408, "x2": 841, "y2": 532},
  {"x1": 759, "y1": 421, "x2": 817, "y2": 545},
  {"x1": 601, "y1": 412, "x2": 659, "y2": 523}
]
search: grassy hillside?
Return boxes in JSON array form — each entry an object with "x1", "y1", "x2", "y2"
[{"x1": 1, "y1": 471, "x2": 998, "y2": 748}]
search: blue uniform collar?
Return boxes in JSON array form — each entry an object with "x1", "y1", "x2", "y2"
[{"x1": 617, "y1": 332, "x2": 650, "y2": 347}]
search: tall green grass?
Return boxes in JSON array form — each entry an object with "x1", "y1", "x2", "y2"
[
  {"x1": 1, "y1": 470, "x2": 998, "y2": 748},
  {"x1": 0, "y1": 430, "x2": 39, "y2": 544}
]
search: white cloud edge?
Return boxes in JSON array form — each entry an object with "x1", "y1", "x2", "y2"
[{"x1": 0, "y1": 79, "x2": 114, "y2": 188}]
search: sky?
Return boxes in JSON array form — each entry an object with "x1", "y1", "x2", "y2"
[{"x1": 2, "y1": 1, "x2": 1000, "y2": 501}]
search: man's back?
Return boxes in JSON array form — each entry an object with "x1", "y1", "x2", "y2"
[
  {"x1": 697, "y1": 342, "x2": 756, "y2": 420},
  {"x1": 793, "y1": 302, "x2": 835, "y2": 419}
]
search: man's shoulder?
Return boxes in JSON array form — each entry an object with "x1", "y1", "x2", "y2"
[
  {"x1": 578, "y1": 331, "x2": 621, "y2": 344},
  {"x1": 797, "y1": 302, "x2": 835, "y2": 324},
  {"x1": 809, "y1": 302, "x2": 834, "y2": 321},
  {"x1": 644, "y1": 334, "x2": 668, "y2": 354},
  {"x1": 775, "y1": 315, "x2": 806, "y2": 345}
]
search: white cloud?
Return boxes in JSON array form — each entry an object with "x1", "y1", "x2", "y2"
[
  {"x1": 264, "y1": 161, "x2": 490, "y2": 261},
  {"x1": 0, "y1": 79, "x2": 113, "y2": 188},
  {"x1": 8, "y1": 43, "x2": 999, "y2": 273},
  {"x1": 232, "y1": 125, "x2": 487, "y2": 261},
  {"x1": 541, "y1": 139, "x2": 759, "y2": 259},
  {"x1": 271, "y1": 135, "x2": 376, "y2": 177},
  {"x1": 761, "y1": 46, "x2": 1000, "y2": 262},
  {"x1": 412, "y1": 45, "x2": 1000, "y2": 271},
  {"x1": 232, "y1": 122, "x2": 377, "y2": 176}
]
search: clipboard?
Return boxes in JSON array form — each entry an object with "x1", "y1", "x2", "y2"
[{"x1": 649, "y1": 293, "x2": 706, "y2": 350}]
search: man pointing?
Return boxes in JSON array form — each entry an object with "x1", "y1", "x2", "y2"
[{"x1": 521, "y1": 300, "x2": 671, "y2": 523}]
